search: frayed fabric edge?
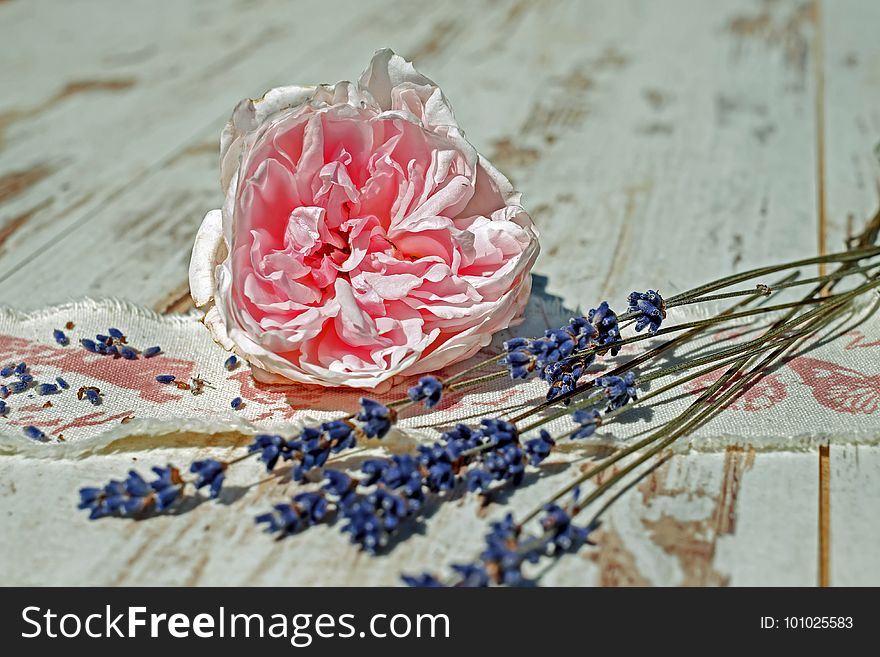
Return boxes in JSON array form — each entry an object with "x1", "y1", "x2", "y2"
[
  {"x1": 0, "y1": 296, "x2": 202, "y2": 326},
  {"x1": 4, "y1": 418, "x2": 879, "y2": 459}
]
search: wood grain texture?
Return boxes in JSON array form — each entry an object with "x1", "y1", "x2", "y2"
[
  {"x1": 0, "y1": 0, "x2": 877, "y2": 586},
  {"x1": 0, "y1": 0, "x2": 462, "y2": 305},
  {"x1": 829, "y1": 445, "x2": 880, "y2": 586}
]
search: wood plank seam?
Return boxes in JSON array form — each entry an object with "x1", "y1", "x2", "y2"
[{"x1": 812, "y1": 0, "x2": 831, "y2": 588}]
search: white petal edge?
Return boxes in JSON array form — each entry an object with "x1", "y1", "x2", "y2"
[
  {"x1": 220, "y1": 85, "x2": 318, "y2": 193},
  {"x1": 189, "y1": 209, "x2": 224, "y2": 307},
  {"x1": 358, "y1": 48, "x2": 459, "y2": 129},
  {"x1": 202, "y1": 305, "x2": 235, "y2": 351}
]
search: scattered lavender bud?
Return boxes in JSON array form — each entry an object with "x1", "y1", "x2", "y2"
[
  {"x1": 9, "y1": 380, "x2": 29, "y2": 394},
  {"x1": 0, "y1": 364, "x2": 13, "y2": 377},
  {"x1": 56, "y1": 377, "x2": 69, "y2": 389},
  {"x1": 14, "y1": 362, "x2": 27, "y2": 375},
  {"x1": 81, "y1": 339, "x2": 98, "y2": 353},
  {"x1": 36, "y1": 383, "x2": 59, "y2": 395},
  {"x1": 18, "y1": 373, "x2": 33, "y2": 384},
  {"x1": 96, "y1": 334, "x2": 111, "y2": 345},
  {"x1": 53, "y1": 329, "x2": 69, "y2": 346},
  {"x1": 143, "y1": 346, "x2": 162, "y2": 358},
  {"x1": 0, "y1": 385, "x2": 8, "y2": 398},
  {"x1": 24, "y1": 425, "x2": 46, "y2": 441},
  {"x1": 108, "y1": 328, "x2": 125, "y2": 340},
  {"x1": 77, "y1": 386, "x2": 103, "y2": 405},
  {"x1": 156, "y1": 375, "x2": 176, "y2": 384},
  {"x1": 231, "y1": 397, "x2": 243, "y2": 410},
  {"x1": 0, "y1": 400, "x2": 7, "y2": 416},
  {"x1": 119, "y1": 346, "x2": 138, "y2": 360},
  {"x1": 224, "y1": 355, "x2": 239, "y2": 370}
]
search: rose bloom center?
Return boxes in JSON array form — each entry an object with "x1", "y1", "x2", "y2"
[{"x1": 222, "y1": 100, "x2": 533, "y2": 382}]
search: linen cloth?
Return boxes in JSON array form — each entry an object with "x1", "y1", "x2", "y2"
[{"x1": 0, "y1": 294, "x2": 878, "y2": 456}]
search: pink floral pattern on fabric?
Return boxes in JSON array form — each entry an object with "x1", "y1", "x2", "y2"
[
  {"x1": 683, "y1": 369, "x2": 787, "y2": 412},
  {"x1": 788, "y1": 357, "x2": 880, "y2": 415}
]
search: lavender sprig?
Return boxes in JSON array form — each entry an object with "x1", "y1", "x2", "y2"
[
  {"x1": 403, "y1": 498, "x2": 596, "y2": 587},
  {"x1": 247, "y1": 398, "x2": 390, "y2": 481},
  {"x1": 501, "y1": 315, "x2": 600, "y2": 402},
  {"x1": 72, "y1": 270, "x2": 832, "y2": 527},
  {"x1": 76, "y1": 396, "x2": 399, "y2": 520},
  {"x1": 251, "y1": 407, "x2": 606, "y2": 553},
  {"x1": 64, "y1": 235, "x2": 880, "y2": 583},
  {"x1": 78, "y1": 465, "x2": 186, "y2": 519},
  {"x1": 500, "y1": 296, "x2": 648, "y2": 403}
]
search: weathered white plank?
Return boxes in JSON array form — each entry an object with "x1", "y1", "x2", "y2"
[
  {"x1": 506, "y1": 0, "x2": 823, "y2": 585},
  {"x1": 542, "y1": 448, "x2": 819, "y2": 587},
  {"x1": 0, "y1": 0, "x2": 458, "y2": 294},
  {"x1": 0, "y1": 0, "x2": 530, "y2": 311},
  {"x1": 0, "y1": 442, "x2": 597, "y2": 586},
  {"x1": 821, "y1": 0, "x2": 880, "y2": 586},
  {"x1": 829, "y1": 446, "x2": 880, "y2": 586},
  {"x1": 0, "y1": 0, "x2": 823, "y2": 310},
  {"x1": 451, "y1": 0, "x2": 822, "y2": 589},
  {"x1": 821, "y1": 0, "x2": 880, "y2": 246},
  {"x1": 0, "y1": 444, "x2": 820, "y2": 587}
]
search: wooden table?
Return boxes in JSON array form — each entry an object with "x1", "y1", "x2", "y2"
[{"x1": 0, "y1": 0, "x2": 877, "y2": 586}]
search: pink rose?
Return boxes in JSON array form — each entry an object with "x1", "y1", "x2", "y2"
[{"x1": 189, "y1": 49, "x2": 539, "y2": 389}]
